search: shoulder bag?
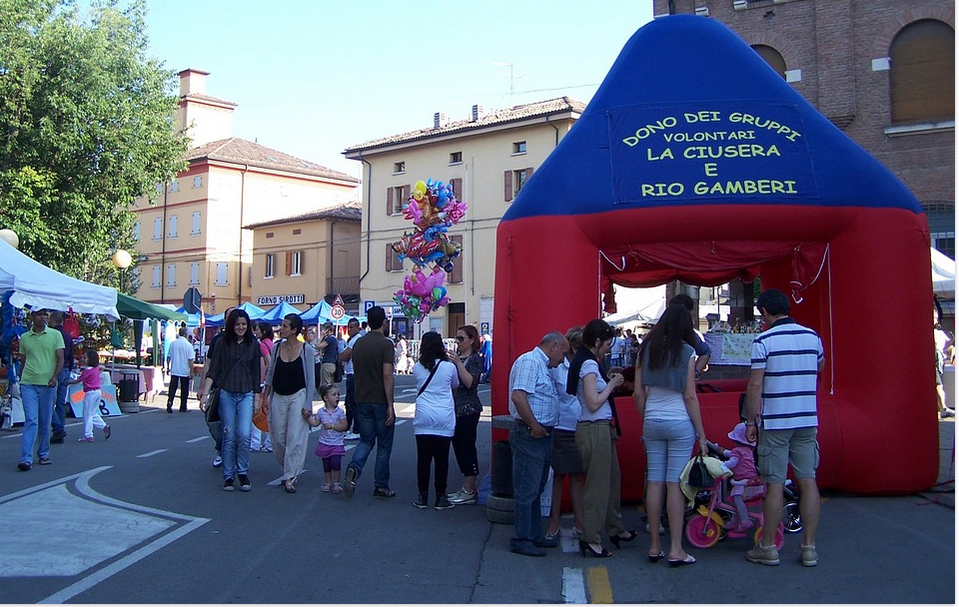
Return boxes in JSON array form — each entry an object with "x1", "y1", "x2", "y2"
[
  {"x1": 204, "y1": 352, "x2": 244, "y2": 425},
  {"x1": 416, "y1": 361, "x2": 441, "y2": 398}
]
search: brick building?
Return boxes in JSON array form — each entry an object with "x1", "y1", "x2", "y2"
[{"x1": 653, "y1": 0, "x2": 954, "y2": 261}]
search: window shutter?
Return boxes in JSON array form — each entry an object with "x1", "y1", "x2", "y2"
[
  {"x1": 890, "y1": 20, "x2": 955, "y2": 124},
  {"x1": 386, "y1": 244, "x2": 393, "y2": 271},
  {"x1": 285, "y1": 251, "x2": 292, "y2": 276},
  {"x1": 402, "y1": 185, "x2": 410, "y2": 212},
  {"x1": 504, "y1": 170, "x2": 513, "y2": 202},
  {"x1": 450, "y1": 178, "x2": 463, "y2": 200},
  {"x1": 450, "y1": 235, "x2": 464, "y2": 284},
  {"x1": 299, "y1": 250, "x2": 304, "y2": 274},
  {"x1": 386, "y1": 187, "x2": 393, "y2": 216},
  {"x1": 526, "y1": 166, "x2": 534, "y2": 178}
]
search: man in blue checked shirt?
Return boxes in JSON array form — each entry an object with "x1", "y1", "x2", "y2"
[{"x1": 507, "y1": 331, "x2": 569, "y2": 557}]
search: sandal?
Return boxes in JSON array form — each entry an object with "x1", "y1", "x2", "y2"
[
  {"x1": 320, "y1": 483, "x2": 332, "y2": 492},
  {"x1": 332, "y1": 483, "x2": 343, "y2": 494},
  {"x1": 283, "y1": 478, "x2": 297, "y2": 493}
]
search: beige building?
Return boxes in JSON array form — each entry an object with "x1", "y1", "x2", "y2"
[
  {"x1": 244, "y1": 203, "x2": 362, "y2": 310},
  {"x1": 344, "y1": 99, "x2": 584, "y2": 338},
  {"x1": 130, "y1": 69, "x2": 359, "y2": 314}
]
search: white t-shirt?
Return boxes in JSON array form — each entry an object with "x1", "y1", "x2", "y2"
[
  {"x1": 343, "y1": 333, "x2": 362, "y2": 375},
  {"x1": 168, "y1": 337, "x2": 195, "y2": 378},
  {"x1": 577, "y1": 359, "x2": 612, "y2": 422},
  {"x1": 412, "y1": 360, "x2": 459, "y2": 436}
]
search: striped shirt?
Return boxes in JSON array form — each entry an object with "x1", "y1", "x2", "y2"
[
  {"x1": 751, "y1": 318, "x2": 823, "y2": 430},
  {"x1": 508, "y1": 346, "x2": 559, "y2": 427}
]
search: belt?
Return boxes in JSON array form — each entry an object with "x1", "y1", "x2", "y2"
[
  {"x1": 513, "y1": 418, "x2": 555, "y2": 431},
  {"x1": 577, "y1": 419, "x2": 611, "y2": 425}
]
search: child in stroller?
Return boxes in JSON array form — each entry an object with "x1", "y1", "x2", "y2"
[{"x1": 706, "y1": 422, "x2": 760, "y2": 533}]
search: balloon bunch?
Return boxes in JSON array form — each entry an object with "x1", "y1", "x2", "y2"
[{"x1": 392, "y1": 179, "x2": 467, "y2": 323}]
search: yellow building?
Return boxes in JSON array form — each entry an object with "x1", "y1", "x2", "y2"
[
  {"x1": 344, "y1": 99, "x2": 584, "y2": 338},
  {"x1": 245, "y1": 203, "x2": 362, "y2": 311},
  {"x1": 130, "y1": 69, "x2": 359, "y2": 314}
]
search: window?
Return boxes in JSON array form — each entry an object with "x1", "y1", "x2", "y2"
[
  {"x1": 450, "y1": 178, "x2": 463, "y2": 201},
  {"x1": 193, "y1": 176, "x2": 203, "y2": 189},
  {"x1": 504, "y1": 167, "x2": 534, "y2": 202},
  {"x1": 512, "y1": 141, "x2": 527, "y2": 155},
  {"x1": 449, "y1": 151, "x2": 462, "y2": 165},
  {"x1": 449, "y1": 234, "x2": 464, "y2": 284},
  {"x1": 890, "y1": 20, "x2": 955, "y2": 125},
  {"x1": 266, "y1": 232, "x2": 274, "y2": 239},
  {"x1": 386, "y1": 184, "x2": 410, "y2": 215},
  {"x1": 265, "y1": 254, "x2": 275, "y2": 278},
  {"x1": 925, "y1": 201, "x2": 956, "y2": 259},
  {"x1": 153, "y1": 218, "x2": 162, "y2": 240},
  {"x1": 133, "y1": 221, "x2": 141, "y2": 242},
  {"x1": 751, "y1": 44, "x2": 786, "y2": 79},
  {"x1": 191, "y1": 212, "x2": 201, "y2": 235},
  {"x1": 293, "y1": 228, "x2": 301, "y2": 235},
  {"x1": 166, "y1": 264, "x2": 176, "y2": 287},
  {"x1": 168, "y1": 215, "x2": 178, "y2": 238},
  {"x1": 386, "y1": 244, "x2": 404, "y2": 272},
  {"x1": 170, "y1": 179, "x2": 180, "y2": 192},
  {"x1": 216, "y1": 263, "x2": 228, "y2": 286},
  {"x1": 151, "y1": 266, "x2": 161, "y2": 288},
  {"x1": 190, "y1": 262, "x2": 199, "y2": 285},
  {"x1": 393, "y1": 161, "x2": 406, "y2": 174},
  {"x1": 286, "y1": 251, "x2": 302, "y2": 276}
]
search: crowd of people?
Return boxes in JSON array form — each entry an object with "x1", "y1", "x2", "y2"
[
  {"x1": 15, "y1": 287, "x2": 955, "y2": 572},
  {"x1": 506, "y1": 288, "x2": 825, "y2": 570}
]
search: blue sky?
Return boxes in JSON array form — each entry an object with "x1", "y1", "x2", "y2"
[{"x1": 136, "y1": 0, "x2": 654, "y2": 177}]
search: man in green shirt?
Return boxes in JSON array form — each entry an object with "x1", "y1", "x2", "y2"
[{"x1": 17, "y1": 309, "x2": 64, "y2": 470}]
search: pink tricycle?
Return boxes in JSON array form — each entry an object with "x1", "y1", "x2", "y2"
[{"x1": 684, "y1": 474, "x2": 784, "y2": 549}]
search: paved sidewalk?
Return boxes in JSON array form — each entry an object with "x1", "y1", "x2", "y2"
[{"x1": 919, "y1": 418, "x2": 955, "y2": 509}]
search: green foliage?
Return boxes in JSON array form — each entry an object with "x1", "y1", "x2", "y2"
[{"x1": 0, "y1": 0, "x2": 188, "y2": 286}]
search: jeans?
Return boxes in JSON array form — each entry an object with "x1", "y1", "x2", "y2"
[
  {"x1": 218, "y1": 390, "x2": 254, "y2": 479},
  {"x1": 349, "y1": 403, "x2": 395, "y2": 489},
  {"x1": 53, "y1": 367, "x2": 72, "y2": 435},
  {"x1": 20, "y1": 384, "x2": 55, "y2": 464},
  {"x1": 509, "y1": 422, "x2": 554, "y2": 549}
]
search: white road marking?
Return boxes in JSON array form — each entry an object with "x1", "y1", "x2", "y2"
[
  {"x1": 562, "y1": 567, "x2": 587, "y2": 604},
  {"x1": 186, "y1": 436, "x2": 209, "y2": 443},
  {"x1": 137, "y1": 449, "x2": 167, "y2": 458}
]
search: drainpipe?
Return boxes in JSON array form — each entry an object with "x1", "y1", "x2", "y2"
[
  {"x1": 545, "y1": 113, "x2": 561, "y2": 147},
  {"x1": 161, "y1": 181, "x2": 168, "y2": 302},
  {"x1": 358, "y1": 153, "x2": 372, "y2": 287},
  {"x1": 238, "y1": 164, "x2": 249, "y2": 306}
]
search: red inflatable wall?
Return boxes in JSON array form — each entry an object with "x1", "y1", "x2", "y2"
[{"x1": 492, "y1": 204, "x2": 938, "y2": 497}]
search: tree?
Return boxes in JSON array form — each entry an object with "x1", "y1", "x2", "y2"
[{"x1": 0, "y1": 0, "x2": 188, "y2": 289}]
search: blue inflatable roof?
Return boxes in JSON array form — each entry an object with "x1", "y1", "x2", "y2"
[{"x1": 503, "y1": 15, "x2": 922, "y2": 220}]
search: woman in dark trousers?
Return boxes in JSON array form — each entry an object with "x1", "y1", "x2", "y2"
[
  {"x1": 447, "y1": 325, "x2": 484, "y2": 505},
  {"x1": 199, "y1": 309, "x2": 261, "y2": 492}
]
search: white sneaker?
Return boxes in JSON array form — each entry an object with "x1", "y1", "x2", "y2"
[
  {"x1": 446, "y1": 487, "x2": 477, "y2": 505},
  {"x1": 212, "y1": 455, "x2": 223, "y2": 468},
  {"x1": 344, "y1": 432, "x2": 361, "y2": 441}
]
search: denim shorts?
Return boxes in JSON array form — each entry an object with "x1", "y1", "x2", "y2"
[
  {"x1": 757, "y1": 426, "x2": 819, "y2": 484},
  {"x1": 643, "y1": 418, "x2": 695, "y2": 483}
]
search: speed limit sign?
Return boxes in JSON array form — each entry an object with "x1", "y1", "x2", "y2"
[{"x1": 330, "y1": 304, "x2": 345, "y2": 320}]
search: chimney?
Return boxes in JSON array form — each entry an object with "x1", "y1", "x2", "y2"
[
  {"x1": 433, "y1": 112, "x2": 447, "y2": 129},
  {"x1": 471, "y1": 104, "x2": 484, "y2": 122},
  {"x1": 178, "y1": 68, "x2": 210, "y2": 97}
]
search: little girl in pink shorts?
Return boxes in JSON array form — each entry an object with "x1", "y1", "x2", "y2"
[{"x1": 308, "y1": 384, "x2": 348, "y2": 492}]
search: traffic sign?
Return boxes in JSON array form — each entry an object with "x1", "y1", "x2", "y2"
[
  {"x1": 333, "y1": 294, "x2": 345, "y2": 307},
  {"x1": 183, "y1": 288, "x2": 201, "y2": 314},
  {"x1": 364, "y1": 300, "x2": 375, "y2": 313},
  {"x1": 330, "y1": 305, "x2": 345, "y2": 320}
]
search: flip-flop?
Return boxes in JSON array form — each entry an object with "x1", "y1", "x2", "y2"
[
  {"x1": 648, "y1": 550, "x2": 665, "y2": 563},
  {"x1": 667, "y1": 554, "x2": 696, "y2": 568}
]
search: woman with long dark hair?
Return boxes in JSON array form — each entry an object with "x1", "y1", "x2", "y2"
[
  {"x1": 261, "y1": 313, "x2": 316, "y2": 493},
  {"x1": 569, "y1": 319, "x2": 635, "y2": 558},
  {"x1": 411, "y1": 331, "x2": 459, "y2": 510},
  {"x1": 447, "y1": 325, "x2": 484, "y2": 505},
  {"x1": 200, "y1": 309, "x2": 262, "y2": 492},
  {"x1": 635, "y1": 304, "x2": 708, "y2": 566}
]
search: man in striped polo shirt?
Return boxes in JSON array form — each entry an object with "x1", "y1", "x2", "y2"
[{"x1": 744, "y1": 289, "x2": 824, "y2": 568}]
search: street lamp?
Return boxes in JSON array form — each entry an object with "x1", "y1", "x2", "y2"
[
  {"x1": 112, "y1": 249, "x2": 132, "y2": 294},
  {"x1": 0, "y1": 228, "x2": 19, "y2": 249}
]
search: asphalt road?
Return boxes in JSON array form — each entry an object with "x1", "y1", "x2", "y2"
[{"x1": 0, "y1": 374, "x2": 954, "y2": 603}]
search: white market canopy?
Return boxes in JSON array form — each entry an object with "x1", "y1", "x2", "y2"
[
  {"x1": 932, "y1": 246, "x2": 955, "y2": 297},
  {"x1": 0, "y1": 238, "x2": 119, "y2": 320}
]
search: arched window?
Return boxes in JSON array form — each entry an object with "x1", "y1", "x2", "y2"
[
  {"x1": 890, "y1": 20, "x2": 955, "y2": 125},
  {"x1": 751, "y1": 45, "x2": 786, "y2": 79}
]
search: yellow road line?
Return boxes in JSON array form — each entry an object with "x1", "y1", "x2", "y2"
[{"x1": 586, "y1": 566, "x2": 614, "y2": 604}]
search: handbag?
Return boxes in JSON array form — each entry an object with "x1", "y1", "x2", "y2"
[
  {"x1": 205, "y1": 387, "x2": 221, "y2": 424},
  {"x1": 687, "y1": 454, "x2": 715, "y2": 489},
  {"x1": 253, "y1": 406, "x2": 270, "y2": 432}
]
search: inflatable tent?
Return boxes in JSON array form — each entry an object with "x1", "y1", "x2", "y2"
[{"x1": 492, "y1": 16, "x2": 937, "y2": 495}]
